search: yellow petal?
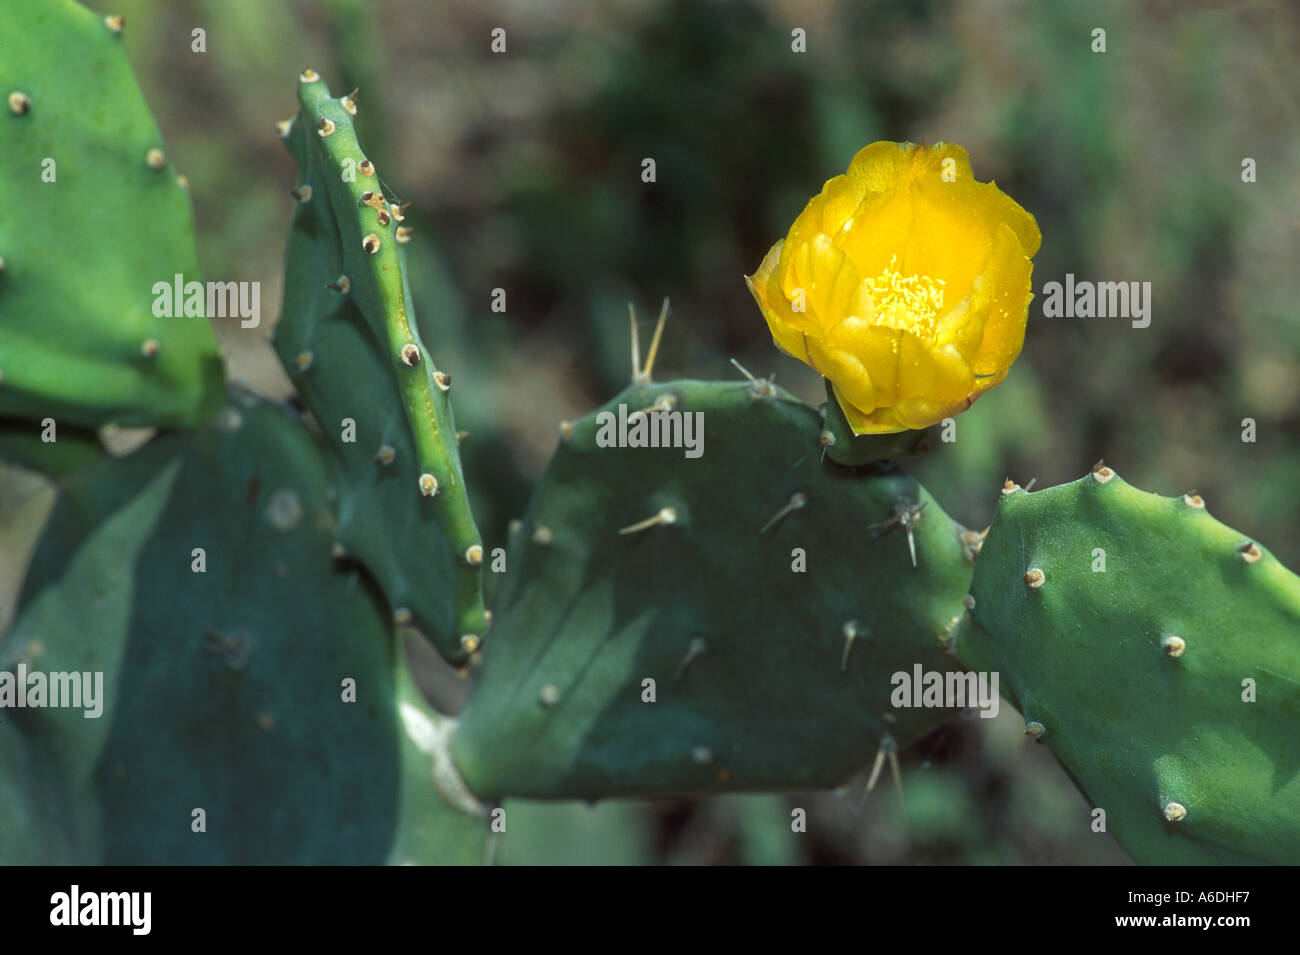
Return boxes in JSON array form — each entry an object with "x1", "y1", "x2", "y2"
[
  {"x1": 893, "y1": 395, "x2": 969, "y2": 431},
  {"x1": 912, "y1": 142, "x2": 975, "y2": 185},
  {"x1": 969, "y1": 367, "x2": 1008, "y2": 400},
  {"x1": 838, "y1": 393, "x2": 907, "y2": 435},
  {"x1": 806, "y1": 337, "x2": 876, "y2": 413},
  {"x1": 750, "y1": 287, "x2": 809, "y2": 359},
  {"x1": 749, "y1": 237, "x2": 783, "y2": 288},
  {"x1": 903, "y1": 179, "x2": 996, "y2": 297},
  {"x1": 818, "y1": 171, "x2": 871, "y2": 235},
  {"x1": 783, "y1": 234, "x2": 868, "y2": 336},
  {"x1": 749, "y1": 240, "x2": 820, "y2": 338},
  {"x1": 970, "y1": 222, "x2": 1035, "y2": 376},
  {"x1": 838, "y1": 188, "x2": 916, "y2": 283},
  {"x1": 915, "y1": 172, "x2": 1040, "y2": 261},
  {"x1": 932, "y1": 293, "x2": 984, "y2": 358},
  {"x1": 826, "y1": 317, "x2": 902, "y2": 406},
  {"x1": 897, "y1": 333, "x2": 973, "y2": 405},
  {"x1": 844, "y1": 141, "x2": 917, "y2": 195}
]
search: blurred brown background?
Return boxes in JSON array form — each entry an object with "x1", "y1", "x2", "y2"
[{"x1": 5, "y1": 0, "x2": 1298, "y2": 863}]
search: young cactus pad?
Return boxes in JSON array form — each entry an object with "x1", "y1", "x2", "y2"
[
  {"x1": 954, "y1": 468, "x2": 1300, "y2": 865},
  {"x1": 0, "y1": 0, "x2": 223, "y2": 430},
  {"x1": 0, "y1": 391, "x2": 485, "y2": 863},
  {"x1": 275, "y1": 73, "x2": 486, "y2": 663},
  {"x1": 451, "y1": 378, "x2": 975, "y2": 800}
]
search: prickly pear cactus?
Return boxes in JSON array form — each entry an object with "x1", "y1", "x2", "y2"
[
  {"x1": 273, "y1": 72, "x2": 486, "y2": 664},
  {"x1": 955, "y1": 467, "x2": 1300, "y2": 864},
  {"x1": 452, "y1": 378, "x2": 975, "y2": 800},
  {"x1": 0, "y1": 391, "x2": 485, "y2": 864},
  {"x1": 0, "y1": 0, "x2": 223, "y2": 430},
  {"x1": 0, "y1": 418, "x2": 102, "y2": 478}
]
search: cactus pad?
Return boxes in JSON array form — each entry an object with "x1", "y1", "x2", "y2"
[
  {"x1": 0, "y1": 0, "x2": 223, "y2": 430},
  {"x1": 452, "y1": 379, "x2": 974, "y2": 800},
  {"x1": 955, "y1": 469, "x2": 1300, "y2": 864},
  {"x1": 274, "y1": 72, "x2": 486, "y2": 664},
  {"x1": 0, "y1": 391, "x2": 485, "y2": 863}
]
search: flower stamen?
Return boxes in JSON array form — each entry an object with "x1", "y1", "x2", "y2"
[{"x1": 865, "y1": 254, "x2": 945, "y2": 337}]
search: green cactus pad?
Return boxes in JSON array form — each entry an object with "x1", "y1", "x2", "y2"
[
  {"x1": 0, "y1": 391, "x2": 484, "y2": 863},
  {"x1": 0, "y1": 416, "x2": 101, "y2": 478},
  {"x1": 273, "y1": 72, "x2": 486, "y2": 664},
  {"x1": 0, "y1": 0, "x2": 223, "y2": 430},
  {"x1": 955, "y1": 469, "x2": 1300, "y2": 864},
  {"x1": 452, "y1": 379, "x2": 975, "y2": 800}
]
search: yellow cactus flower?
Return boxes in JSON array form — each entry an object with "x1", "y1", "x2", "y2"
[{"x1": 746, "y1": 141, "x2": 1041, "y2": 434}]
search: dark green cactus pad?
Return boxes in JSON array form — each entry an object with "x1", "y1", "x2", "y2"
[
  {"x1": 273, "y1": 72, "x2": 485, "y2": 664},
  {"x1": 452, "y1": 379, "x2": 975, "y2": 800},
  {"x1": 0, "y1": 417, "x2": 102, "y2": 478},
  {"x1": 0, "y1": 0, "x2": 223, "y2": 430},
  {"x1": 955, "y1": 468, "x2": 1300, "y2": 864},
  {"x1": 0, "y1": 391, "x2": 484, "y2": 863}
]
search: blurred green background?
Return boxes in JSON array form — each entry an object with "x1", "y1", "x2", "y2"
[{"x1": 5, "y1": 0, "x2": 1298, "y2": 863}]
